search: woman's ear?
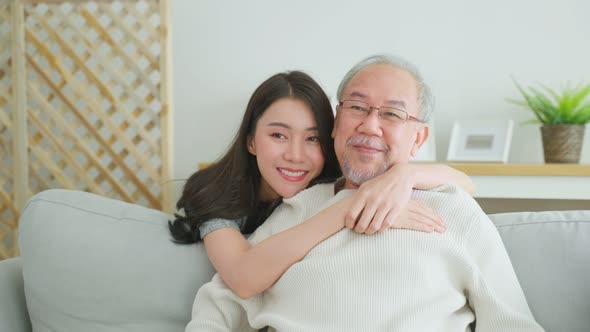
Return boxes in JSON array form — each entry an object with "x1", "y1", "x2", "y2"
[
  {"x1": 410, "y1": 124, "x2": 429, "y2": 157},
  {"x1": 247, "y1": 135, "x2": 256, "y2": 155}
]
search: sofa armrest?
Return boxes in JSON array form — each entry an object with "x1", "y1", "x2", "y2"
[{"x1": 0, "y1": 257, "x2": 32, "y2": 332}]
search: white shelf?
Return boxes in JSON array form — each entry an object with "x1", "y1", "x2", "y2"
[{"x1": 447, "y1": 164, "x2": 590, "y2": 200}]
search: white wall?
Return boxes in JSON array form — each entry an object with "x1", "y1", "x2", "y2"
[{"x1": 170, "y1": 0, "x2": 590, "y2": 187}]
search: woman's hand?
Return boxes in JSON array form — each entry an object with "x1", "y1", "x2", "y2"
[
  {"x1": 393, "y1": 199, "x2": 446, "y2": 233},
  {"x1": 344, "y1": 164, "x2": 446, "y2": 234}
]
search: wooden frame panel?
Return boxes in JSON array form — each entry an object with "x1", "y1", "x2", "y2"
[{"x1": 0, "y1": 0, "x2": 173, "y2": 259}]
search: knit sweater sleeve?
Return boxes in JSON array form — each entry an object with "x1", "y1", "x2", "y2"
[
  {"x1": 185, "y1": 183, "x2": 336, "y2": 332},
  {"x1": 185, "y1": 274, "x2": 257, "y2": 332},
  {"x1": 184, "y1": 212, "x2": 282, "y2": 332},
  {"x1": 460, "y1": 199, "x2": 544, "y2": 331}
]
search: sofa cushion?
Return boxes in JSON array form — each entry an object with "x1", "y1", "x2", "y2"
[
  {"x1": 18, "y1": 189, "x2": 215, "y2": 332},
  {"x1": 0, "y1": 257, "x2": 32, "y2": 332},
  {"x1": 489, "y1": 210, "x2": 590, "y2": 332}
]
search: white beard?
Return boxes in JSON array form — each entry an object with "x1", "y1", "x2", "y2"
[{"x1": 342, "y1": 151, "x2": 390, "y2": 186}]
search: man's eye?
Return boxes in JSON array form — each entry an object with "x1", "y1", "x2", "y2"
[
  {"x1": 350, "y1": 105, "x2": 366, "y2": 111},
  {"x1": 382, "y1": 111, "x2": 403, "y2": 120}
]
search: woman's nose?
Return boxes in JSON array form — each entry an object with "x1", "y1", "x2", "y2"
[{"x1": 284, "y1": 140, "x2": 304, "y2": 162}]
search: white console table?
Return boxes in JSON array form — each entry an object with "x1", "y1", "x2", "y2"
[{"x1": 447, "y1": 164, "x2": 590, "y2": 200}]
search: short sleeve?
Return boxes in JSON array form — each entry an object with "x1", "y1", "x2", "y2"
[{"x1": 199, "y1": 218, "x2": 244, "y2": 239}]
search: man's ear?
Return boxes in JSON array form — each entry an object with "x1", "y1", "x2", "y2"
[
  {"x1": 332, "y1": 108, "x2": 340, "y2": 139},
  {"x1": 247, "y1": 135, "x2": 256, "y2": 155},
  {"x1": 410, "y1": 124, "x2": 429, "y2": 157}
]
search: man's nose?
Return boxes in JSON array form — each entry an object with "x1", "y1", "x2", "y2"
[
  {"x1": 284, "y1": 140, "x2": 304, "y2": 162},
  {"x1": 357, "y1": 109, "x2": 383, "y2": 136}
]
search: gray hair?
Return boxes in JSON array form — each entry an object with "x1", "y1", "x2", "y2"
[{"x1": 336, "y1": 54, "x2": 434, "y2": 122}]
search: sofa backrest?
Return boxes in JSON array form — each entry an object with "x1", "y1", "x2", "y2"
[
  {"x1": 489, "y1": 210, "x2": 590, "y2": 332},
  {"x1": 18, "y1": 189, "x2": 590, "y2": 331},
  {"x1": 19, "y1": 189, "x2": 215, "y2": 332}
]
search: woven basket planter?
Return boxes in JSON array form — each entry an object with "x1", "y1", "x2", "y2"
[{"x1": 540, "y1": 125, "x2": 586, "y2": 163}]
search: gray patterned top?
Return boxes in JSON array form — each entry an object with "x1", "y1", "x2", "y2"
[{"x1": 199, "y1": 217, "x2": 246, "y2": 239}]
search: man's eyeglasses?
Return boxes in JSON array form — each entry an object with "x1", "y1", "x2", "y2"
[{"x1": 338, "y1": 100, "x2": 423, "y2": 125}]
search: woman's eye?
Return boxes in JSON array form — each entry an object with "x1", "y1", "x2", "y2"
[
  {"x1": 271, "y1": 133, "x2": 286, "y2": 139},
  {"x1": 307, "y1": 136, "x2": 320, "y2": 142}
]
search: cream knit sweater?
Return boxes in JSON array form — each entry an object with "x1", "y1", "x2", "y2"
[{"x1": 186, "y1": 183, "x2": 544, "y2": 332}]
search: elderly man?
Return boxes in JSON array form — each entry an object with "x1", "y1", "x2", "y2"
[{"x1": 185, "y1": 55, "x2": 543, "y2": 332}]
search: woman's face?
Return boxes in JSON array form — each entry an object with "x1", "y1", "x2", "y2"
[{"x1": 247, "y1": 97, "x2": 325, "y2": 201}]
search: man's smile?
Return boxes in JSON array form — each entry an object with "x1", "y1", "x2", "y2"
[{"x1": 352, "y1": 144, "x2": 383, "y2": 154}]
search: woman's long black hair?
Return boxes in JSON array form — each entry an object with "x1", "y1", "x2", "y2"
[{"x1": 169, "y1": 71, "x2": 341, "y2": 243}]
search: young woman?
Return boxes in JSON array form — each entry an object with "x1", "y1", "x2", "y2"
[{"x1": 170, "y1": 71, "x2": 474, "y2": 299}]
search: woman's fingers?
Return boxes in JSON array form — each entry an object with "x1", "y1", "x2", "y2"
[
  {"x1": 344, "y1": 196, "x2": 364, "y2": 229},
  {"x1": 346, "y1": 174, "x2": 448, "y2": 235},
  {"x1": 354, "y1": 194, "x2": 404, "y2": 234},
  {"x1": 389, "y1": 200, "x2": 447, "y2": 233},
  {"x1": 349, "y1": 165, "x2": 423, "y2": 234},
  {"x1": 406, "y1": 217, "x2": 436, "y2": 233},
  {"x1": 379, "y1": 209, "x2": 396, "y2": 233},
  {"x1": 410, "y1": 212, "x2": 445, "y2": 233},
  {"x1": 406, "y1": 200, "x2": 446, "y2": 230},
  {"x1": 354, "y1": 202, "x2": 378, "y2": 233},
  {"x1": 364, "y1": 206, "x2": 391, "y2": 235},
  {"x1": 397, "y1": 214, "x2": 437, "y2": 233}
]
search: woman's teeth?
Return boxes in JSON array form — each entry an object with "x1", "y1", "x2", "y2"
[{"x1": 279, "y1": 168, "x2": 305, "y2": 177}]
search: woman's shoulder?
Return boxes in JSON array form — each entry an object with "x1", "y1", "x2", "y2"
[{"x1": 199, "y1": 217, "x2": 245, "y2": 239}]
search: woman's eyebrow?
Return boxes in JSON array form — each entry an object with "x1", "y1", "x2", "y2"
[
  {"x1": 267, "y1": 122, "x2": 318, "y2": 131},
  {"x1": 267, "y1": 122, "x2": 290, "y2": 129}
]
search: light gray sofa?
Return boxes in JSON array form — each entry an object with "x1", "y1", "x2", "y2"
[{"x1": 0, "y1": 189, "x2": 589, "y2": 331}]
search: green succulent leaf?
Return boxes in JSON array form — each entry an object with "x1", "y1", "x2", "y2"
[
  {"x1": 541, "y1": 84, "x2": 560, "y2": 102},
  {"x1": 510, "y1": 79, "x2": 590, "y2": 125},
  {"x1": 571, "y1": 83, "x2": 590, "y2": 108},
  {"x1": 505, "y1": 97, "x2": 528, "y2": 107}
]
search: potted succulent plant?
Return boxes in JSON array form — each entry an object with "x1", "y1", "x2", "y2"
[{"x1": 509, "y1": 80, "x2": 590, "y2": 163}]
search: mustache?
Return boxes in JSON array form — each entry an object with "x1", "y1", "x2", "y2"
[{"x1": 346, "y1": 135, "x2": 389, "y2": 152}]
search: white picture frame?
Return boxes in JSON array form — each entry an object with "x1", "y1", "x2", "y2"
[
  {"x1": 446, "y1": 119, "x2": 513, "y2": 163},
  {"x1": 410, "y1": 120, "x2": 436, "y2": 162}
]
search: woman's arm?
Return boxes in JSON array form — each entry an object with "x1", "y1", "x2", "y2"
[
  {"x1": 203, "y1": 195, "x2": 353, "y2": 299},
  {"x1": 411, "y1": 163, "x2": 475, "y2": 195},
  {"x1": 204, "y1": 189, "x2": 444, "y2": 299},
  {"x1": 204, "y1": 164, "x2": 461, "y2": 299},
  {"x1": 345, "y1": 163, "x2": 474, "y2": 234}
]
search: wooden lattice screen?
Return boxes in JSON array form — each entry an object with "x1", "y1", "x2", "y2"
[{"x1": 0, "y1": 0, "x2": 173, "y2": 259}]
